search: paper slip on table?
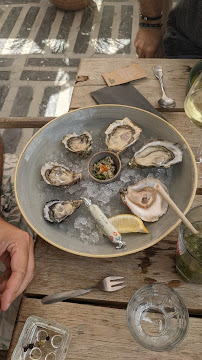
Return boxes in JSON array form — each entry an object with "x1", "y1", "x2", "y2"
[{"x1": 7, "y1": 58, "x2": 202, "y2": 359}]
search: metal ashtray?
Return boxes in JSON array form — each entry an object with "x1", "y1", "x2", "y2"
[{"x1": 87, "y1": 150, "x2": 121, "y2": 184}]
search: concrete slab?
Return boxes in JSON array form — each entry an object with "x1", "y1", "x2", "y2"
[{"x1": 0, "y1": 0, "x2": 177, "y2": 155}]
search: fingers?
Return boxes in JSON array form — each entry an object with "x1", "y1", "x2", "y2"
[
  {"x1": 145, "y1": 49, "x2": 156, "y2": 58},
  {"x1": 0, "y1": 241, "x2": 29, "y2": 310},
  {"x1": 134, "y1": 41, "x2": 155, "y2": 58},
  {"x1": 0, "y1": 268, "x2": 12, "y2": 294},
  {"x1": 135, "y1": 46, "x2": 146, "y2": 58},
  {"x1": 134, "y1": 40, "x2": 146, "y2": 58},
  {"x1": 134, "y1": 28, "x2": 163, "y2": 59},
  {"x1": 154, "y1": 45, "x2": 164, "y2": 58},
  {"x1": 0, "y1": 235, "x2": 34, "y2": 311},
  {"x1": 16, "y1": 236, "x2": 34, "y2": 296},
  {"x1": 0, "y1": 251, "x2": 11, "y2": 293}
]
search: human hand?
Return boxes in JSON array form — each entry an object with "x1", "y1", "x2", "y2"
[
  {"x1": 0, "y1": 217, "x2": 34, "y2": 311},
  {"x1": 134, "y1": 28, "x2": 163, "y2": 58}
]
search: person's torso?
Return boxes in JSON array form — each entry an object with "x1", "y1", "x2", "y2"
[{"x1": 163, "y1": 0, "x2": 202, "y2": 57}]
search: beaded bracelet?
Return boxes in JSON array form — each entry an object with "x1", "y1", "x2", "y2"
[
  {"x1": 140, "y1": 13, "x2": 163, "y2": 21},
  {"x1": 139, "y1": 23, "x2": 163, "y2": 29}
]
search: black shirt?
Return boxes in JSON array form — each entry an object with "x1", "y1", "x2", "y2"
[{"x1": 163, "y1": 0, "x2": 202, "y2": 58}]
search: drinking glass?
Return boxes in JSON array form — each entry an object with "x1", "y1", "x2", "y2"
[
  {"x1": 184, "y1": 71, "x2": 202, "y2": 127},
  {"x1": 126, "y1": 284, "x2": 189, "y2": 352}
]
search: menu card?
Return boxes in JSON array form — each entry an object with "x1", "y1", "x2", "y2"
[{"x1": 102, "y1": 64, "x2": 147, "y2": 87}]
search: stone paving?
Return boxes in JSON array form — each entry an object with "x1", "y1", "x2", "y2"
[
  {"x1": 0, "y1": 4, "x2": 139, "y2": 355},
  {"x1": 0, "y1": 0, "x2": 139, "y2": 154}
]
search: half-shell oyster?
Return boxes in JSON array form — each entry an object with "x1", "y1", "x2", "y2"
[
  {"x1": 105, "y1": 117, "x2": 142, "y2": 154},
  {"x1": 43, "y1": 199, "x2": 83, "y2": 223},
  {"x1": 62, "y1": 132, "x2": 92, "y2": 157},
  {"x1": 120, "y1": 178, "x2": 168, "y2": 222},
  {"x1": 41, "y1": 162, "x2": 82, "y2": 187},
  {"x1": 128, "y1": 140, "x2": 183, "y2": 168}
]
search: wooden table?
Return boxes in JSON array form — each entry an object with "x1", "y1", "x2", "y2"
[{"x1": 8, "y1": 59, "x2": 202, "y2": 359}]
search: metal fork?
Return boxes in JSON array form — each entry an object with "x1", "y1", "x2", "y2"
[{"x1": 41, "y1": 276, "x2": 125, "y2": 305}]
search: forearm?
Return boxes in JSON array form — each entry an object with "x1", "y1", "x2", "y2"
[
  {"x1": 139, "y1": 0, "x2": 163, "y2": 18},
  {"x1": 134, "y1": 0, "x2": 164, "y2": 58},
  {"x1": 0, "y1": 135, "x2": 3, "y2": 191}
]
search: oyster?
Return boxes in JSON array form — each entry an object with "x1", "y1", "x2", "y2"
[
  {"x1": 43, "y1": 199, "x2": 83, "y2": 223},
  {"x1": 41, "y1": 162, "x2": 82, "y2": 187},
  {"x1": 105, "y1": 117, "x2": 142, "y2": 154},
  {"x1": 128, "y1": 140, "x2": 183, "y2": 168},
  {"x1": 62, "y1": 132, "x2": 92, "y2": 157},
  {"x1": 120, "y1": 178, "x2": 168, "y2": 222}
]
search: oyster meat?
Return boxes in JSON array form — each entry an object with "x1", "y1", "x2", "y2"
[
  {"x1": 62, "y1": 132, "x2": 92, "y2": 157},
  {"x1": 120, "y1": 178, "x2": 168, "y2": 222},
  {"x1": 41, "y1": 162, "x2": 82, "y2": 187},
  {"x1": 128, "y1": 140, "x2": 183, "y2": 168},
  {"x1": 43, "y1": 199, "x2": 83, "y2": 223},
  {"x1": 105, "y1": 117, "x2": 142, "y2": 154}
]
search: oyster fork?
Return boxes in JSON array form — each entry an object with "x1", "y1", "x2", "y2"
[{"x1": 41, "y1": 276, "x2": 125, "y2": 304}]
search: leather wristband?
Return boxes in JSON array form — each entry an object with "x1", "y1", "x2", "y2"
[
  {"x1": 140, "y1": 13, "x2": 163, "y2": 21},
  {"x1": 139, "y1": 23, "x2": 163, "y2": 29}
]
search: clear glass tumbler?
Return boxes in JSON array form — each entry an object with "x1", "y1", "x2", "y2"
[
  {"x1": 126, "y1": 284, "x2": 189, "y2": 352},
  {"x1": 176, "y1": 205, "x2": 202, "y2": 283}
]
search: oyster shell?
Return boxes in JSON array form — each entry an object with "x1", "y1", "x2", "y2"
[
  {"x1": 128, "y1": 140, "x2": 183, "y2": 168},
  {"x1": 120, "y1": 178, "x2": 168, "y2": 222},
  {"x1": 41, "y1": 162, "x2": 82, "y2": 187},
  {"x1": 105, "y1": 117, "x2": 142, "y2": 154},
  {"x1": 62, "y1": 132, "x2": 92, "y2": 157},
  {"x1": 43, "y1": 199, "x2": 83, "y2": 223}
]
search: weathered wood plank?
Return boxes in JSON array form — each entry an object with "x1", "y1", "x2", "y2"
[
  {"x1": 70, "y1": 84, "x2": 187, "y2": 111},
  {"x1": 7, "y1": 298, "x2": 202, "y2": 360},
  {"x1": 75, "y1": 58, "x2": 198, "y2": 87},
  {"x1": 0, "y1": 117, "x2": 54, "y2": 128},
  {"x1": 70, "y1": 58, "x2": 198, "y2": 110},
  {"x1": 0, "y1": 59, "x2": 199, "y2": 128},
  {"x1": 26, "y1": 197, "x2": 202, "y2": 313}
]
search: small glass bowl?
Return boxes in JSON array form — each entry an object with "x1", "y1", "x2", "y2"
[
  {"x1": 11, "y1": 316, "x2": 71, "y2": 360},
  {"x1": 87, "y1": 150, "x2": 121, "y2": 184},
  {"x1": 126, "y1": 284, "x2": 189, "y2": 352}
]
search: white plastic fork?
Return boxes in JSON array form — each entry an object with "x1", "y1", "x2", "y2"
[{"x1": 41, "y1": 276, "x2": 125, "y2": 305}]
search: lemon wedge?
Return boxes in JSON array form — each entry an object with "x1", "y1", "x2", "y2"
[{"x1": 108, "y1": 214, "x2": 149, "y2": 234}]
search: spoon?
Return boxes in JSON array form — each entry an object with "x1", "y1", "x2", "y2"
[{"x1": 153, "y1": 66, "x2": 176, "y2": 108}]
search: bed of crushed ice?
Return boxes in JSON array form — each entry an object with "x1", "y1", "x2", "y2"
[{"x1": 37, "y1": 128, "x2": 173, "y2": 246}]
